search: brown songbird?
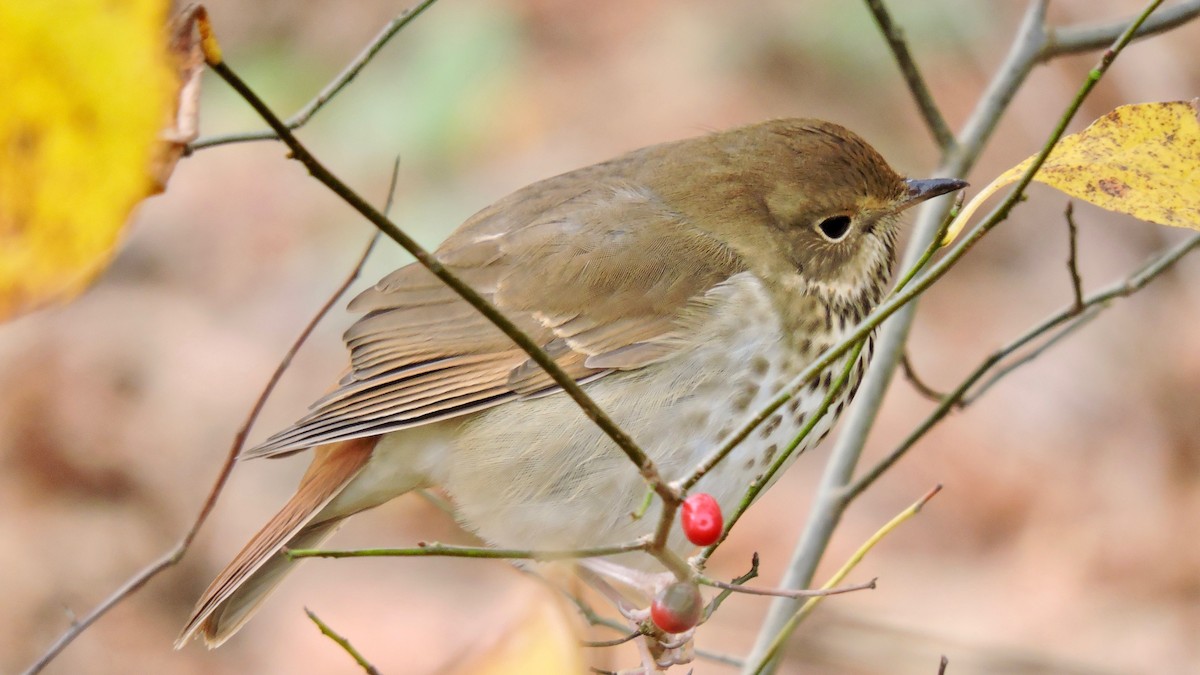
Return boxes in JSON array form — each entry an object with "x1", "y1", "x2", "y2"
[{"x1": 178, "y1": 118, "x2": 966, "y2": 647}]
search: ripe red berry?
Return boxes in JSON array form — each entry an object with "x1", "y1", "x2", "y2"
[
  {"x1": 680, "y1": 493, "x2": 723, "y2": 546},
  {"x1": 650, "y1": 581, "x2": 703, "y2": 634}
]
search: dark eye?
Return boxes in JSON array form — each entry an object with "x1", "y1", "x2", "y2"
[{"x1": 816, "y1": 215, "x2": 852, "y2": 240}]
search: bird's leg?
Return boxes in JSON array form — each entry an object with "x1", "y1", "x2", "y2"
[
  {"x1": 581, "y1": 558, "x2": 677, "y2": 604},
  {"x1": 653, "y1": 629, "x2": 695, "y2": 669},
  {"x1": 576, "y1": 564, "x2": 648, "y2": 622}
]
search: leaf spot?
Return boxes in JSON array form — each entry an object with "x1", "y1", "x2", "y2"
[{"x1": 1098, "y1": 177, "x2": 1130, "y2": 198}]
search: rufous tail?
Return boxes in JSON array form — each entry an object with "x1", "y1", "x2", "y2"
[{"x1": 176, "y1": 437, "x2": 377, "y2": 648}]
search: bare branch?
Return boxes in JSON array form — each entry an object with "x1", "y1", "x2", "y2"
[
  {"x1": 305, "y1": 608, "x2": 381, "y2": 675},
  {"x1": 696, "y1": 649, "x2": 747, "y2": 668},
  {"x1": 583, "y1": 631, "x2": 643, "y2": 648},
  {"x1": 703, "y1": 553, "x2": 761, "y2": 620},
  {"x1": 863, "y1": 0, "x2": 956, "y2": 152},
  {"x1": 961, "y1": 306, "x2": 1099, "y2": 407},
  {"x1": 846, "y1": 232, "x2": 1200, "y2": 503},
  {"x1": 900, "y1": 350, "x2": 948, "y2": 402},
  {"x1": 697, "y1": 576, "x2": 875, "y2": 599},
  {"x1": 189, "y1": 0, "x2": 441, "y2": 151},
  {"x1": 1064, "y1": 202, "x2": 1085, "y2": 313},
  {"x1": 287, "y1": 538, "x2": 651, "y2": 561},
  {"x1": 1042, "y1": 0, "x2": 1200, "y2": 58}
]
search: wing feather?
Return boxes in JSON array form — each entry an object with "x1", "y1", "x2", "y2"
[{"x1": 245, "y1": 172, "x2": 746, "y2": 459}]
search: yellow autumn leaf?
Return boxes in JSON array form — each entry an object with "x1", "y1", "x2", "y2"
[
  {"x1": 944, "y1": 100, "x2": 1200, "y2": 244},
  {"x1": 0, "y1": 0, "x2": 177, "y2": 321}
]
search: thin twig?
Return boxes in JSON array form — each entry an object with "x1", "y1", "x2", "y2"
[
  {"x1": 189, "y1": 0, "x2": 441, "y2": 152},
  {"x1": 1042, "y1": 0, "x2": 1200, "y2": 58},
  {"x1": 566, "y1": 593, "x2": 632, "y2": 636},
  {"x1": 518, "y1": 566, "x2": 634, "y2": 637},
  {"x1": 1064, "y1": 202, "x2": 1085, "y2": 314},
  {"x1": 697, "y1": 576, "x2": 875, "y2": 599},
  {"x1": 938, "y1": 655, "x2": 950, "y2": 675},
  {"x1": 900, "y1": 351, "x2": 948, "y2": 402},
  {"x1": 583, "y1": 631, "x2": 643, "y2": 648},
  {"x1": 845, "y1": 232, "x2": 1200, "y2": 503},
  {"x1": 20, "y1": 153, "x2": 394, "y2": 675},
  {"x1": 305, "y1": 608, "x2": 381, "y2": 675},
  {"x1": 287, "y1": 539, "x2": 651, "y2": 561},
  {"x1": 696, "y1": 649, "x2": 747, "y2": 668},
  {"x1": 863, "y1": 0, "x2": 956, "y2": 152},
  {"x1": 961, "y1": 305, "x2": 1099, "y2": 407},
  {"x1": 196, "y1": 32, "x2": 675, "y2": 506},
  {"x1": 703, "y1": 553, "x2": 761, "y2": 619}
]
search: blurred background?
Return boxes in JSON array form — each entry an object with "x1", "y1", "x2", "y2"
[{"x1": 3, "y1": 0, "x2": 1199, "y2": 673}]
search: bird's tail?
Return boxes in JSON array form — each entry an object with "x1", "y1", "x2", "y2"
[{"x1": 176, "y1": 436, "x2": 377, "y2": 648}]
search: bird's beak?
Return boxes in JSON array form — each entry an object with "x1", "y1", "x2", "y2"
[{"x1": 896, "y1": 177, "x2": 969, "y2": 212}]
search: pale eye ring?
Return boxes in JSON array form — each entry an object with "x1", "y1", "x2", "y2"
[{"x1": 815, "y1": 215, "x2": 852, "y2": 241}]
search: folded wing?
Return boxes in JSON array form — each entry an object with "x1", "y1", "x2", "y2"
[{"x1": 245, "y1": 178, "x2": 745, "y2": 458}]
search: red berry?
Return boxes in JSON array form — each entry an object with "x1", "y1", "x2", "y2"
[
  {"x1": 650, "y1": 581, "x2": 703, "y2": 633},
  {"x1": 680, "y1": 493, "x2": 723, "y2": 546}
]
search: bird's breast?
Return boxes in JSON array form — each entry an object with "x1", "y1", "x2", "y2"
[{"x1": 440, "y1": 272, "x2": 870, "y2": 561}]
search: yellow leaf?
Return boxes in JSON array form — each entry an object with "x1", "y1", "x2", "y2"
[
  {"x1": 0, "y1": 0, "x2": 177, "y2": 321},
  {"x1": 943, "y1": 100, "x2": 1200, "y2": 244}
]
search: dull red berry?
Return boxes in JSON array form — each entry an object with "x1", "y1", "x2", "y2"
[
  {"x1": 650, "y1": 581, "x2": 703, "y2": 634},
  {"x1": 680, "y1": 492, "x2": 723, "y2": 546}
]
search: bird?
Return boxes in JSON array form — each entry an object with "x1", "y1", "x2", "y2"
[{"x1": 177, "y1": 118, "x2": 966, "y2": 648}]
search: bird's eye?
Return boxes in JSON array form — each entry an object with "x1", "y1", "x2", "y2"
[{"x1": 816, "y1": 215, "x2": 852, "y2": 241}]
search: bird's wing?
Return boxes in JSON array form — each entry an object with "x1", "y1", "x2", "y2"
[{"x1": 245, "y1": 180, "x2": 746, "y2": 458}]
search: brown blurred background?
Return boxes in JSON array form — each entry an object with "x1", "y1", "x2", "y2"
[{"x1": 3, "y1": 1, "x2": 1199, "y2": 673}]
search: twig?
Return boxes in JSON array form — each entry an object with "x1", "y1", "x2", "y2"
[
  {"x1": 863, "y1": 0, "x2": 956, "y2": 152},
  {"x1": 287, "y1": 539, "x2": 651, "y2": 561},
  {"x1": 961, "y1": 306, "x2": 1098, "y2": 406},
  {"x1": 899, "y1": 351, "x2": 948, "y2": 402},
  {"x1": 1042, "y1": 0, "x2": 1200, "y2": 58},
  {"x1": 845, "y1": 232, "x2": 1200, "y2": 503},
  {"x1": 703, "y1": 553, "x2": 761, "y2": 621},
  {"x1": 188, "y1": 0, "x2": 441, "y2": 152},
  {"x1": 938, "y1": 655, "x2": 950, "y2": 675},
  {"x1": 583, "y1": 631, "x2": 643, "y2": 648},
  {"x1": 194, "y1": 22, "x2": 676, "y2": 506},
  {"x1": 1064, "y1": 202, "x2": 1085, "y2": 314},
  {"x1": 745, "y1": 2, "x2": 1175, "y2": 671},
  {"x1": 305, "y1": 608, "x2": 381, "y2": 675},
  {"x1": 565, "y1": 592, "x2": 632, "y2": 636},
  {"x1": 697, "y1": 576, "x2": 875, "y2": 600},
  {"x1": 745, "y1": 486, "x2": 942, "y2": 674},
  {"x1": 20, "y1": 149, "x2": 394, "y2": 675},
  {"x1": 696, "y1": 649, "x2": 746, "y2": 668}
]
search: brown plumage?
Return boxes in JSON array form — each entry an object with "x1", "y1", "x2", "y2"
[{"x1": 178, "y1": 119, "x2": 966, "y2": 648}]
